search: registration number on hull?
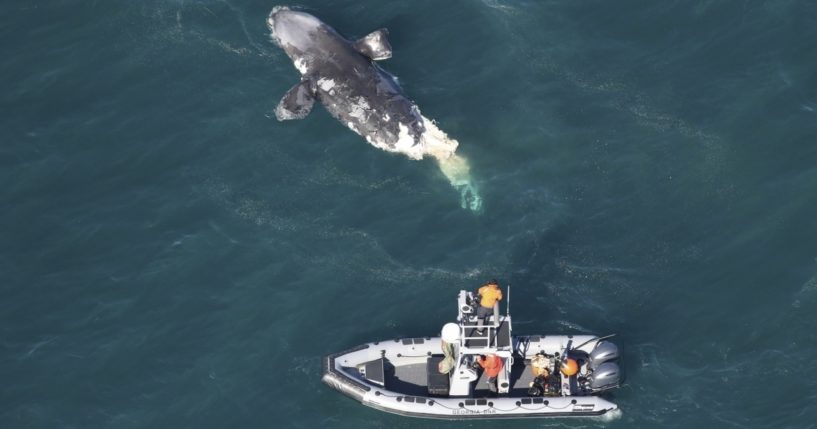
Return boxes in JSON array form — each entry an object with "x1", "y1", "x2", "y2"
[{"x1": 453, "y1": 409, "x2": 497, "y2": 415}]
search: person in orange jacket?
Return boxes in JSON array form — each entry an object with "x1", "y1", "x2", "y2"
[
  {"x1": 475, "y1": 280, "x2": 502, "y2": 334},
  {"x1": 475, "y1": 353, "x2": 504, "y2": 392}
]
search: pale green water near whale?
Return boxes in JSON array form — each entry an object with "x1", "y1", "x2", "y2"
[{"x1": 2, "y1": 1, "x2": 817, "y2": 428}]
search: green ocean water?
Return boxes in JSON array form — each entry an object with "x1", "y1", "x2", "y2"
[{"x1": 2, "y1": 1, "x2": 817, "y2": 428}]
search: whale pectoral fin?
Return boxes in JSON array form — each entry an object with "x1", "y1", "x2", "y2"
[
  {"x1": 275, "y1": 80, "x2": 315, "y2": 121},
  {"x1": 353, "y1": 28, "x2": 392, "y2": 61}
]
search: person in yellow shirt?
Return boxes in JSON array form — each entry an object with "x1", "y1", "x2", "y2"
[{"x1": 475, "y1": 280, "x2": 502, "y2": 334}]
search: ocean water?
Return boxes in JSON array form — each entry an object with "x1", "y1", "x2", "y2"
[{"x1": 2, "y1": 0, "x2": 817, "y2": 428}]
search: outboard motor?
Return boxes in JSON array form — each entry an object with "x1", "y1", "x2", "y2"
[
  {"x1": 588, "y1": 361, "x2": 620, "y2": 390},
  {"x1": 583, "y1": 341, "x2": 622, "y2": 392},
  {"x1": 587, "y1": 341, "x2": 619, "y2": 372}
]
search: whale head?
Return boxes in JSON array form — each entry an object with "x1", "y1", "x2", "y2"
[{"x1": 268, "y1": 7, "x2": 323, "y2": 54}]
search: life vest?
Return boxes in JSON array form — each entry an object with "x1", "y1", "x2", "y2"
[
  {"x1": 478, "y1": 284, "x2": 502, "y2": 308},
  {"x1": 479, "y1": 354, "x2": 504, "y2": 378}
]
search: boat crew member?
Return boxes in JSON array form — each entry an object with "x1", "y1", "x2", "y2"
[
  {"x1": 475, "y1": 353, "x2": 504, "y2": 393},
  {"x1": 530, "y1": 352, "x2": 550, "y2": 377},
  {"x1": 528, "y1": 353, "x2": 551, "y2": 396},
  {"x1": 475, "y1": 280, "x2": 502, "y2": 334}
]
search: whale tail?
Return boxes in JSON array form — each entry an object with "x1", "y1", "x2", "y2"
[
  {"x1": 436, "y1": 153, "x2": 483, "y2": 212},
  {"x1": 419, "y1": 116, "x2": 483, "y2": 212}
]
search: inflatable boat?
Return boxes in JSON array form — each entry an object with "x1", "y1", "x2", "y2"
[{"x1": 322, "y1": 289, "x2": 622, "y2": 419}]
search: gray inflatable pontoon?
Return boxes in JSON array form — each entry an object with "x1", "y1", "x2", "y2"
[{"x1": 322, "y1": 289, "x2": 622, "y2": 419}]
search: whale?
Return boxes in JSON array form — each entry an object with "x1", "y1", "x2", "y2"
[{"x1": 267, "y1": 7, "x2": 482, "y2": 211}]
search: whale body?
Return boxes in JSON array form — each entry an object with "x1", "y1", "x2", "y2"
[{"x1": 268, "y1": 7, "x2": 482, "y2": 210}]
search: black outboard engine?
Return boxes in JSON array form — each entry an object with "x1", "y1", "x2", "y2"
[{"x1": 585, "y1": 341, "x2": 621, "y2": 392}]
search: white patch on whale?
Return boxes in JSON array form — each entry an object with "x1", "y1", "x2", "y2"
[
  {"x1": 347, "y1": 97, "x2": 371, "y2": 122},
  {"x1": 418, "y1": 115, "x2": 459, "y2": 160},
  {"x1": 293, "y1": 58, "x2": 308, "y2": 74},
  {"x1": 395, "y1": 123, "x2": 422, "y2": 159},
  {"x1": 317, "y1": 78, "x2": 336, "y2": 92}
]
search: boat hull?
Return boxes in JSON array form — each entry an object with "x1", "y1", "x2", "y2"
[{"x1": 322, "y1": 335, "x2": 619, "y2": 420}]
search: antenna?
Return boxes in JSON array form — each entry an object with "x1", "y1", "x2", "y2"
[{"x1": 506, "y1": 284, "x2": 510, "y2": 316}]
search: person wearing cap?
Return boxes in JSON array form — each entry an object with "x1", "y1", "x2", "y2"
[
  {"x1": 475, "y1": 353, "x2": 504, "y2": 393},
  {"x1": 475, "y1": 280, "x2": 502, "y2": 334}
]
